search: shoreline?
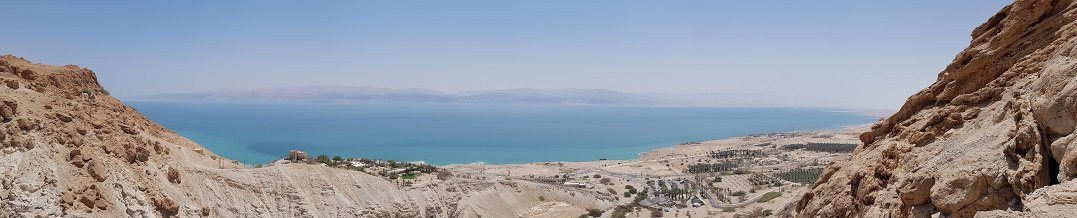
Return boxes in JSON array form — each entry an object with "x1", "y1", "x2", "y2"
[
  {"x1": 434, "y1": 123, "x2": 869, "y2": 217},
  {"x1": 444, "y1": 124, "x2": 869, "y2": 171},
  {"x1": 442, "y1": 123, "x2": 873, "y2": 168}
]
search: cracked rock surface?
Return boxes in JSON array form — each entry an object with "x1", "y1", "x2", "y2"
[{"x1": 798, "y1": 0, "x2": 1077, "y2": 217}]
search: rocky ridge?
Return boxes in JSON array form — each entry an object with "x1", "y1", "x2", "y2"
[{"x1": 797, "y1": 0, "x2": 1077, "y2": 217}]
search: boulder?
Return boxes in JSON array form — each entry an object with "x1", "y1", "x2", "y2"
[{"x1": 0, "y1": 99, "x2": 15, "y2": 122}]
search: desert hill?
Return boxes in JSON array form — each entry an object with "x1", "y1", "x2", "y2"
[
  {"x1": 0, "y1": 55, "x2": 614, "y2": 217},
  {"x1": 797, "y1": 0, "x2": 1077, "y2": 217}
]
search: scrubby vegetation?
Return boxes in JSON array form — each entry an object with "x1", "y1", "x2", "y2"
[
  {"x1": 582, "y1": 208, "x2": 604, "y2": 218},
  {"x1": 741, "y1": 208, "x2": 773, "y2": 217},
  {"x1": 609, "y1": 190, "x2": 649, "y2": 218}
]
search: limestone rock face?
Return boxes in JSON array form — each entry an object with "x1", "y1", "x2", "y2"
[
  {"x1": 0, "y1": 55, "x2": 614, "y2": 217},
  {"x1": 797, "y1": 0, "x2": 1077, "y2": 217}
]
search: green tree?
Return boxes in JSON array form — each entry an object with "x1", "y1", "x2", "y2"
[{"x1": 315, "y1": 155, "x2": 330, "y2": 163}]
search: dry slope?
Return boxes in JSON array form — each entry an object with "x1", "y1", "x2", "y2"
[
  {"x1": 798, "y1": 0, "x2": 1077, "y2": 217},
  {"x1": 0, "y1": 55, "x2": 614, "y2": 217}
]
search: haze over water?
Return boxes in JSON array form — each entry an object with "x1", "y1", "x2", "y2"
[{"x1": 130, "y1": 102, "x2": 877, "y2": 165}]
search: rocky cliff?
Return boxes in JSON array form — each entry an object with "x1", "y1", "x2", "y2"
[
  {"x1": 797, "y1": 0, "x2": 1077, "y2": 217},
  {"x1": 0, "y1": 55, "x2": 613, "y2": 217}
]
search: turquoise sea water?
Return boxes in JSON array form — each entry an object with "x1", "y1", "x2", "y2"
[{"x1": 127, "y1": 102, "x2": 878, "y2": 165}]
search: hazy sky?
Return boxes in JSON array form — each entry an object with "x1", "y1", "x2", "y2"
[{"x1": 3, "y1": 1, "x2": 1009, "y2": 109}]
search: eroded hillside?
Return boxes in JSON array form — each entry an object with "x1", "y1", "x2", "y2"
[
  {"x1": 797, "y1": 0, "x2": 1077, "y2": 217},
  {"x1": 0, "y1": 55, "x2": 615, "y2": 217}
]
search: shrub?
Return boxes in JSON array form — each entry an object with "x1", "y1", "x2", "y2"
[
  {"x1": 608, "y1": 188, "x2": 617, "y2": 194},
  {"x1": 599, "y1": 178, "x2": 612, "y2": 185},
  {"x1": 79, "y1": 87, "x2": 92, "y2": 96},
  {"x1": 722, "y1": 208, "x2": 735, "y2": 212},
  {"x1": 731, "y1": 191, "x2": 745, "y2": 196},
  {"x1": 593, "y1": 174, "x2": 601, "y2": 178},
  {"x1": 609, "y1": 205, "x2": 631, "y2": 218},
  {"x1": 650, "y1": 209, "x2": 664, "y2": 217},
  {"x1": 586, "y1": 208, "x2": 604, "y2": 217},
  {"x1": 436, "y1": 170, "x2": 453, "y2": 180}
]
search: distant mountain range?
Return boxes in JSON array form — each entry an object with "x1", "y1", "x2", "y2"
[
  {"x1": 130, "y1": 86, "x2": 460, "y2": 103},
  {"x1": 126, "y1": 86, "x2": 892, "y2": 114}
]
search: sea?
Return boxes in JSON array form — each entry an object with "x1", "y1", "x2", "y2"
[{"x1": 127, "y1": 102, "x2": 879, "y2": 165}]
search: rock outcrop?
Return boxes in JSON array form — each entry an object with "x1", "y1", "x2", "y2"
[
  {"x1": 798, "y1": 0, "x2": 1077, "y2": 217},
  {"x1": 0, "y1": 55, "x2": 614, "y2": 217}
]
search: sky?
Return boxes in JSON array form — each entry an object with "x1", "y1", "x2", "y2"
[{"x1": 3, "y1": 0, "x2": 1010, "y2": 109}]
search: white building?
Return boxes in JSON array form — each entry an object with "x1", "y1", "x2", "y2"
[{"x1": 562, "y1": 182, "x2": 590, "y2": 188}]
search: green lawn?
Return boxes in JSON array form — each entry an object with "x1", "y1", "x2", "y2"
[{"x1": 757, "y1": 192, "x2": 782, "y2": 203}]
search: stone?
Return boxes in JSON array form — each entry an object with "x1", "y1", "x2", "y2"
[
  {"x1": 166, "y1": 166, "x2": 181, "y2": 184},
  {"x1": 0, "y1": 99, "x2": 15, "y2": 122},
  {"x1": 18, "y1": 69, "x2": 36, "y2": 80}
]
